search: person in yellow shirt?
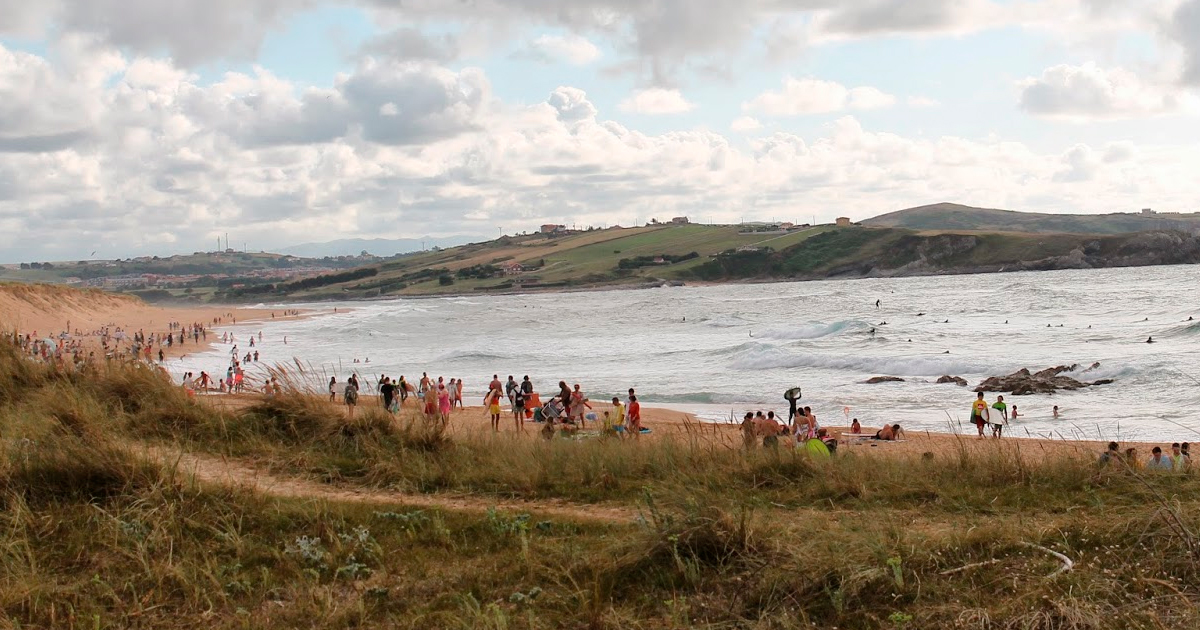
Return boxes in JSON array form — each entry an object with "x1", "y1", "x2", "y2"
[
  {"x1": 970, "y1": 392, "x2": 988, "y2": 438},
  {"x1": 609, "y1": 397, "x2": 626, "y2": 437}
]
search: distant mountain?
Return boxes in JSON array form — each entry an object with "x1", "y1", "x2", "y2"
[
  {"x1": 280, "y1": 236, "x2": 477, "y2": 258},
  {"x1": 862, "y1": 203, "x2": 1200, "y2": 235}
]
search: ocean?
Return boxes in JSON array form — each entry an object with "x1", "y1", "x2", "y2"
[{"x1": 171, "y1": 265, "x2": 1200, "y2": 442}]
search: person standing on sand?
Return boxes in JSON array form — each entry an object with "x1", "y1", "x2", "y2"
[
  {"x1": 571, "y1": 384, "x2": 591, "y2": 427},
  {"x1": 344, "y1": 381, "x2": 359, "y2": 418},
  {"x1": 447, "y1": 378, "x2": 458, "y2": 408},
  {"x1": 329, "y1": 377, "x2": 337, "y2": 402},
  {"x1": 437, "y1": 383, "x2": 452, "y2": 425},
  {"x1": 506, "y1": 376, "x2": 518, "y2": 404},
  {"x1": 521, "y1": 376, "x2": 533, "y2": 396},
  {"x1": 419, "y1": 373, "x2": 431, "y2": 395},
  {"x1": 398, "y1": 376, "x2": 409, "y2": 405},
  {"x1": 486, "y1": 388, "x2": 503, "y2": 431},
  {"x1": 455, "y1": 378, "x2": 465, "y2": 408},
  {"x1": 971, "y1": 392, "x2": 988, "y2": 438},
  {"x1": 611, "y1": 397, "x2": 626, "y2": 436},
  {"x1": 512, "y1": 388, "x2": 527, "y2": 432},
  {"x1": 627, "y1": 395, "x2": 642, "y2": 437},
  {"x1": 490, "y1": 374, "x2": 502, "y2": 393},
  {"x1": 558, "y1": 381, "x2": 573, "y2": 420},
  {"x1": 380, "y1": 377, "x2": 396, "y2": 413}
]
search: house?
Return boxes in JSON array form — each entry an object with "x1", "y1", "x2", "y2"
[
  {"x1": 670, "y1": 216, "x2": 690, "y2": 225},
  {"x1": 540, "y1": 224, "x2": 566, "y2": 233},
  {"x1": 780, "y1": 222, "x2": 794, "y2": 230},
  {"x1": 500, "y1": 261, "x2": 525, "y2": 275},
  {"x1": 652, "y1": 256, "x2": 667, "y2": 264},
  {"x1": 836, "y1": 217, "x2": 852, "y2": 227}
]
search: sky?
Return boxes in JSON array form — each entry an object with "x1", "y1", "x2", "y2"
[{"x1": 2, "y1": 0, "x2": 1200, "y2": 262}]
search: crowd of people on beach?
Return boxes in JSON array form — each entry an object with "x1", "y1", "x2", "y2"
[
  {"x1": 12, "y1": 315, "x2": 240, "y2": 368},
  {"x1": 329, "y1": 372, "x2": 647, "y2": 438}
]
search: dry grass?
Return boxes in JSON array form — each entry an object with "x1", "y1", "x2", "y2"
[{"x1": 5, "y1": 337, "x2": 1200, "y2": 628}]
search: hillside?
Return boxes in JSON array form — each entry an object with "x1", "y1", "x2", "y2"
[
  {"x1": 863, "y1": 202, "x2": 1200, "y2": 234},
  {"x1": 691, "y1": 226, "x2": 1200, "y2": 282},
  {"x1": 223, "y1": 224, "x2": 832, "y2": 300},
  {"x1": 280, "y1": 236, "x2": 474, "y2": 258}
]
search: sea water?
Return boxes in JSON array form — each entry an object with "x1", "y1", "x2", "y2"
[{"x1": 172, "y1": 265, "x2": 1200, "y2": 442}]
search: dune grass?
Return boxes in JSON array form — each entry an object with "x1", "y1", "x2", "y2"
[{"x1": 5, "y1": 339, "x2": 1200, "y2": 628}]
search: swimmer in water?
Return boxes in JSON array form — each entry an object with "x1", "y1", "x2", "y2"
[
  {"x1": 870, "y1": 328, "x2": 876, "y2": 338},
  {"x1": 1147, "y1": 336, "x2": 1155, "y2": 343},
  {"x1": 1053, "y1": 405, "x2": 1060, "y2": 419}
]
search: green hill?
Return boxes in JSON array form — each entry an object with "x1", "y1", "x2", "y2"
[
  {"x1": 862, "y1": 202, "x2": 1200, "y2": 234},
  {"x1": 216, "y1": 221, "x2": 1200, "y2": 301}
]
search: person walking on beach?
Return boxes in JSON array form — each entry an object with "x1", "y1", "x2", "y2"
[
  {"x1": 992, "y1": 395, "x2": 1008, "y2": 424},
  {"x1": 971, "y1": 392, "x2": 988, "y2": 438},
  {"x1": 419, "y1": 373, "x2": 431, "y2": 395},
  {"x1": 521, "y1": 375, "x2": 533, "y2": 396},
  {"x1": 398, "y1": 376, "x2": 409, "y2": 405},
  {"x1": 328, "y1": 377, "x2": 337, "y2": 401},
  {"x1": 506, "y1": 376, "x2": 518, "y2": 404},
  {"x1": 454, "y1": 378, "x2": 465, "y2": 408},
  {"x1": 380, "y1": 377, "x2": 397, "y2": 413},
  {"x1": 447, "y1": 378, "x2": 458, "y2": 408},
  {"x1": 486, "y1": 387, "x2": 503, "y2": 432}
]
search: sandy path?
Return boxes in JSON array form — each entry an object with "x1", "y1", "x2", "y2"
[{"x1": 146, "y1": 445, "x2": 639, "y2": 524}]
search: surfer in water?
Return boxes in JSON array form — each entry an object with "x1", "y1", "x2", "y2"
[{"x1": 1146, "y1": 336, "x2": 1155, "y2": 343}]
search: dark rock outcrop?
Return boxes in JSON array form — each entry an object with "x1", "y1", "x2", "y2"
[
  {"x1": 937, "y1": 375, "x2": 968, "y2": 386},
  {"x1": 865, "y1": 376, "x2": 905, "y2": 384},
  {"x1": 975, "y1": 365, "x2": 1114, "y2": 395}
]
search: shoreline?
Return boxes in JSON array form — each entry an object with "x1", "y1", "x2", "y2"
[{"x1": 198, "y1": 392, "x2": 1177, "y2": 461}]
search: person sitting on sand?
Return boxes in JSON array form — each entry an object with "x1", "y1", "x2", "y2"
[
  {"x1": 1124, "y1": 447, "x2": 1141, "y2": 469},
  {"x1": 816, "y1": 427, "x2": 838, "y2": 454},
  {"x1": 850, "y1": 418, "x2": 862, "y2": 434},
  {"x1": 741, "y1": 412, "x2": 757, "y2": 449},
  {"x1": 1099, "y1": 441, "x2": 1120, "y2": 466},
  {"x1": 875, "y1": 424, "x2": 903, "y2": 441},
  {"x1": 1172, "y1": 443, "x2": 1186, "y2": 471},
  {"x1": 1148, "y1": 446, "x2": 1174, "y2": 471}
]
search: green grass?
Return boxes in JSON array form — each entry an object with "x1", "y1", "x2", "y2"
[{"x1": 6, "y1": 338, "x2": 1200, "y2": 628}]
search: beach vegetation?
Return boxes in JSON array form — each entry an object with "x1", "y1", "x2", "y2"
[{"x1": 5, "y1": 339, "x2": 1200, "y2": 628}]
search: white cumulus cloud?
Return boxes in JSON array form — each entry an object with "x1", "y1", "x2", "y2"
[
  {"x1": 1018, "y1": 62, "x2": 1181, "y2": 120},
  {"x1": 744, "y1": 78, "x2": 897, "y2": 116},
  {"x1": 618, "y1": 88, "x2": 696, "y2": 115},
  {"x1": 526, "y1": 33, "x2": 601, "y2": 65},
  {"x1": 730, "y1": 116, "x2": 764, "y2": 132}
]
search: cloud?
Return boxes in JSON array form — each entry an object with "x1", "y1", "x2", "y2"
[
  {"x1": 1018, "y1": 62, "x2": 1179, "y2": 120},
  {"x1": 618, "y1": 88, "x2": 696, "y2": 114},
  {"x1": 4, "y1": 38, "x2": 1200, "y2": 262},
  {"x1": 1170, "y1": 0, "x2": 1200, "y2": 85},
  {"x1": 524, "y1": 34, "x2": 601, "y2": 65},
  {"x1": 730, "y1": 116, "x2": 763, "y2": 132},
  {"x1": 362, "y1": 27, "x2": 462, "y2": 63},
  {"x1": 744, "y1": 78, "x2": 897, "y2": 116}
]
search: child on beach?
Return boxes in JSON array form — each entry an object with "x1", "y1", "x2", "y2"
[{"x1": 610, "y1": 397, "x2": 626, "y2": 437}]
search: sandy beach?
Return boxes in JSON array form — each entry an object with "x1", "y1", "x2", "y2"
[{"x1": 1, "y1": 283, "x2": 308, "y2": 359}]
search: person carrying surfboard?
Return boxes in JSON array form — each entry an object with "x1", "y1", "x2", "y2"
[{"x1": 971, "y1": 392, "x2": 989, "y2": 438}]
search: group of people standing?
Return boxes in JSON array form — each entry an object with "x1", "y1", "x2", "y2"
[{"x1": 329, "y1": 371, "x2": 644, "y2": 436}]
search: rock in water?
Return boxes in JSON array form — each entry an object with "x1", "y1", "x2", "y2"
[
  {"x1": 936, "y1": 375, "x2": 968, "y2": 386},
  {"x1": 975, "y1": 365, "x2": 1113, "y2": 395},
  {"x1": 865, "y1": 376, "x2": 906, "y2": 384}
]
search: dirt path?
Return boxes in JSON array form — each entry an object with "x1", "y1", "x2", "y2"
[{"x1": 145, "y1": 446, "x2": 638, "y2": 524}]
